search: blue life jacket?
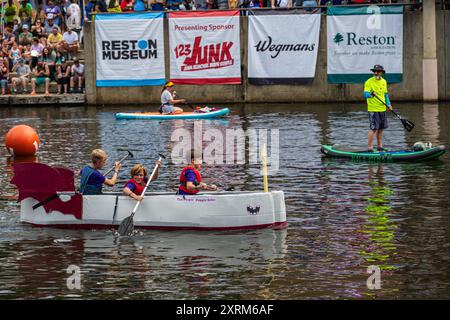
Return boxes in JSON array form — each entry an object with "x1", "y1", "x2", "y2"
[{"x1": 79, "y1": 166, "x2": 103, "y2": 195}]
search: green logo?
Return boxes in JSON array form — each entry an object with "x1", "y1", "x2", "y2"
[{"x1": 333, "y1": 33, "x2": 344, "y2": 45}]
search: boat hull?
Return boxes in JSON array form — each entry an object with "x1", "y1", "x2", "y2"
[
  {"x1": 321, "y1": 145, "x2": 446, "y2": 162},
  {"x1": 115, "y1": 108, "x2": 230, "y2": 120},
  {"x1": 20, "y1": 191, "x2": 287, "y2": 231}
]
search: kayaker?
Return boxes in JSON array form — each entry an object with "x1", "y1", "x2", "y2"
[
  {"x1": 123, "y1": 162, "x2": 161, "y2": 201},
  {"x1": 79, "y1": 149, "x2": 122, "y2": 195},
  {"x1": 160, "y1": 81, "x2": 185, "y2": 114},
  {"x1": 177, "y1": 149, "x2": 217, "y2": 195},
  {"x1": 363, "y1": 65, "x2": 393, "y2": 152}
]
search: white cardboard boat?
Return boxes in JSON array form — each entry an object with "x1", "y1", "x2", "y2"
[{"x1": 19, "y1": 191, "x2": 287, "y2": 231}]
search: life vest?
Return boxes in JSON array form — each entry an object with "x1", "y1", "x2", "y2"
[
  {"x1": 79, "y1": 166, "x2": 102, "y2": 195},
  {"x1": 125, "y1": 178, "x2": 146, "y2": 196},
  {"x1": 178, "y1": 166, "x2": 202, "y2": 195}
]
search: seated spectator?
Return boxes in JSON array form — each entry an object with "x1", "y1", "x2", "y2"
[
  {"x1": 0, "y1": 60, "x2": 9, "y2": 95},
  {"x1": 19, "y1": 11, "x2": 32, "y2": 30},
  {"x1": 56, "y1": 57, "x2": 71, "y2": 94},
  {"x1": 66, "y1": 0, "x2": 82, "y2": 34},
  {"x1": 62, "y1": 28, "x2": 79, "y2": 60},
  {"x1": 302, "y1": 0, "x2": 318, "y2": 11},
  {"x1": 31, "y1": 19, "x2": 47, "y2": 39},
  {"x1": 12, "y1": 18, "x2": 22, "y2": 37},
  {"x1": 195, "y1": 0, "x2": 213, "y2": 9},
  {"x1": 150, "y1": 0, "x2": 165, "y2": 11},
  {"x1": 4, "y1": 0, "x2": 19, "y2": 27},
  {"x1": 44, "y1": 0, "x2": 62, "y2": 28},
  {"x1": 85, "y1": 0, "x2": 96, "y2": 21},
  {"x1": 108, "y1": 0, "x2": 123, "y2": 12},
  {"x1": 242, "y1": 0, "x2": 261, "y2": 8},
  {"x1": 120, "y1": 0, "x2": 135, "y2": 12},
  {"x1": 31, "y1": 60, "x2": 51, "y2": 96},
  {"x1": 70, "y1": 57, "x2": 84, "y2": 93},
  {"x1": 18, "y1": 25, "x2": 33, "y2": 46},
  {"x1": 9, "y1": 43, "x2": 22, "y2": 66},
  {"x1": 228, "y1": 0, "x2": 238, "y2": 8},
  {"x1": 30, "y1": 38, "x2": 44, "y2": 69},
  {"x1": 3, "y1": 27, "x2": 16, "y2": 48},
  {"x1": 134, "y1": 0, "x2": 147, "y2": 11},
  {"x1": 271, "y1": 0, "x2": 292, "y2": 7},
  {"x1": 43, "y1": 18, "x2": 61, "y2": 36},
  {"x1": 47, "y1": 27, "x2": 64, "y2": 54},
  {"x1": 18, "y1": 1, "x2": 34, "y2": 20},
  {"x1": 11, "y1": 58, "x2": 31, "y2": 94}
]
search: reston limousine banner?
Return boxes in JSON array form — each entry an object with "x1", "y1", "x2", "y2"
[
  {"x1": 327, "y1": 5, "x2": 403, "y2": 83},
  {"x1": 248, "y1": 13, "x2": 321, "y2": 85},
  {"x1": 169, "y1": 10, "x2": 241, "y2": 85},
  {"x1": 95, "y1": 12, "x2": 165, "y2": 87}
]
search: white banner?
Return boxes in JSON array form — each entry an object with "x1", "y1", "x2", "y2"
[
  {"x1": 248, "y1": 14, "x2": 321, "y2": 85},
  {"x1": 169, "y1": 11, "x2": 241, "y2": 85},
  {"x1": 95, "y1": 12, "x2": 165, "y2": 87},
  {"x1": 327, "y1": 6, "x2": 403, "y2": 83}
]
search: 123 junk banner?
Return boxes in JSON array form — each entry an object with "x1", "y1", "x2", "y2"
[
  {"x1": 248, "y1": 13, "x2": 321, "y2": 85},
  {"x1": 95, "y1": 12, "x2": 165, "y2": 87},
  {"x1": 169, "y1": 11, "x2": 241, "y2": 85}
]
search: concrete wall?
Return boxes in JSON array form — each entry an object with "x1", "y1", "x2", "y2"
[{"x1": 85, "y1": 9, "x2": 449, "y2": 105}]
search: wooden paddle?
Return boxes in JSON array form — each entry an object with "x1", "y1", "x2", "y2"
[
  {"x1": 32, "y1": 150, "x2": 134, "y2": 210},
  {"x1": 371, "y1": 93, "x2": 415, "y2": 132},
  {"x1": 117, "y1": 153, "x2": 165, "y2": 237}
]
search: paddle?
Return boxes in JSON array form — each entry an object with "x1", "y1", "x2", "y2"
[
  {"x1": 117, "y1": 153, "x2": 165, "y2": 237},
  {"x1": 32, "y1": 150, "x2": 134, "y2": 210},
  {"x1": 371, "y1": 93, "x2": 415, "y2": 132}
]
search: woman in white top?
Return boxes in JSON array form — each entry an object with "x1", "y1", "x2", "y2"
[{"x1": 160, "y1": 81, "x2": 185, "y2": 115}]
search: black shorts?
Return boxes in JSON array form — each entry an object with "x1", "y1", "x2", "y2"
[
  {"x1": 369, "y1": 112, "x2": 388, "y2": 130},
  {"x1": 57, "y1": 77, "x2": 69, "y2": 85}
]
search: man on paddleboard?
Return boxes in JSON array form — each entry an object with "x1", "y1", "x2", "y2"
[{"x1": 363, "y1": 65, "x2": 393, "y2": 152}]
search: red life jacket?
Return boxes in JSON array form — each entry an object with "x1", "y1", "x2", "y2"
[
  {"x1": 125, "y1": 178, "x2": 146, "y2": 195},
  {"x1": 179, "y1": 166, "x2": 202, "y2": 195}
]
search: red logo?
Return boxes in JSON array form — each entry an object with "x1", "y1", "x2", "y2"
[{"x1": 174, "y1": 36, "x2": 234, "y2": 72}]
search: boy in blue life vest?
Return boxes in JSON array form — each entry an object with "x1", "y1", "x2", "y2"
[
  {"x1": 123, "y1": 163, "x2": 161, "y2": 201},
  {"x1": 363, "y1": 65, "x2": 394, "y2": 152},
  {"x1": 80, "y1": 149, "x2": 122, "y2": 195},
  {"x1": 177, "y1": 149, "x2": 217, "y2": 195}
]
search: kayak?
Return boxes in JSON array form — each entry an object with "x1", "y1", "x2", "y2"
[
  {"x1": 115, "y1": 108, "x2": 230, "y2": 120},
  {"x1": 11, "y1": 163, "x2": 287, "y2": 231},
  {"x1": 321, "y1": 144, "x2": 447, "y2": 162}
]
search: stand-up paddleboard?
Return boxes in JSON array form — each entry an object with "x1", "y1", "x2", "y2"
[
  {"x1": 115, "y1": 108, "x2": 230, "y2": 120},
  {"x1": 321, "y1": 144, "x2": 446, "y2": 162}
]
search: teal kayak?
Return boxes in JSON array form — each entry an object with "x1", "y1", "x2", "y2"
[
  {"x1": 115, "y1": 108, "x2": 230, "y2": 120},
  {"x1": 321, "y1": 144, "x2": 446, "y2": 162}
]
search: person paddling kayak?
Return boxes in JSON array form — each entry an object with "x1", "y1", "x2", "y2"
[
  {"x1": 123, "y1": 162, "x2": 161, "y2": 201},
  {"x1": 160, "y1": 81, "x2": 185, "y2": 115},
  {"x1": 177, "y1": 149, "x2": 217, "y2": 195},
  {"x1": 80, "y1": 149, "x2": 122, "y2": 195},
  {"x1": 363, "y1": 65, "x2": 393, "y2": 152}
]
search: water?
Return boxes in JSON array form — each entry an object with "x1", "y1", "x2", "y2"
[{"x1": 1, "y1": 102, "x2": 449, "y2": 299}]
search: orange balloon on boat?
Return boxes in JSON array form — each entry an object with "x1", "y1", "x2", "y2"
[{"x1": 5, "y1": 125, "x2": 40, "y2": 157}]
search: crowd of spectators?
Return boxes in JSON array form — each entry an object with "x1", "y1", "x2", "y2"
[
  {"x1": 1, "y1": 0, "x2": 84, "y2": 95},
  {"x1": 1, "y1": 0, "x2": 423, "y2": 96}
]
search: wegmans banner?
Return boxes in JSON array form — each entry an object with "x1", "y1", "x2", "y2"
[
  {"x1": 95, "y1": 12, "x2": 165, "y2": 87},
  {"x1": 248, "y1": 12, "x2": 321, "y2": 85},
  {"x1": 169, "y1": 10, "x2": 241, "y2": 84},
  {"x1": 327, "y1": 5, "x2": 403, "y2": 83}
]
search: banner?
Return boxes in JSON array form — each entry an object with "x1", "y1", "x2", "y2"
[
  {"x1": 169, "y1": 11, "x2": 241, "y2": 85},
  {"x1": 95, "y1": 13, "x2": 165, "y2": 87},
  {"x1": 248, "y1": 13, "x2": 321, "y2": 85},
  {"x1": 327, "y1": 5, "x2": 403, "y2": 83}
]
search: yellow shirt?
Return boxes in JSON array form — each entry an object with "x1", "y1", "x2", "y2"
[
  {"x1": 48, "y1": 33, "x2": 63, "y2": 45},
  {"x1": 364, "y1": 76, "x2": 388, "y2": 112}
]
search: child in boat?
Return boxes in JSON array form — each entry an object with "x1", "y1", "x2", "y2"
[
  {"x1": 177, "y1": 149, "x2": 217, "y2": 195},
  {"x1": 160, "y1": 81, "x2": 185, "y2": 114},
  {"x1": 123, "y1": 163, "x2": 160, "y2": 201},
  {"x1": 80, "y1": 149, "x2": 122, "y2": 195}
]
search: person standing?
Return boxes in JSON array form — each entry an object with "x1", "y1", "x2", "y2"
[{"x1": 363, "y1": 64, "x2": 393, "y2": 152}]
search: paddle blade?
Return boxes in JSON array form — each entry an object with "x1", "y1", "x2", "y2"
[
  {"x1": 402, "y1": 119, "x2": 415, "y2": 132},
  {"x1": 118, "y1": 215, "x2": 134, "y2": 236}
]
